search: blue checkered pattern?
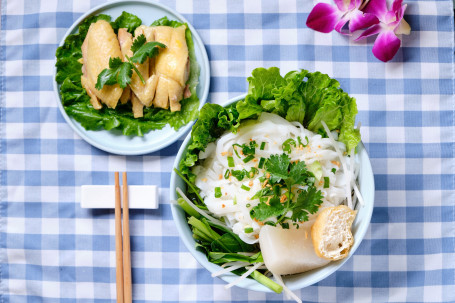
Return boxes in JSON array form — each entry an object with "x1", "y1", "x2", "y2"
[{"x1": 1, "y1": 0, "x2": 454, "y2": 302}]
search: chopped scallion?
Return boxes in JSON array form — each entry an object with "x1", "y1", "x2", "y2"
[
  {"x1": 227, "y1": 156, "x2": 235, "y2": 167},
  {"x1": 258, "y1": 157, "x2": 265, "y2": 169},
  {"x1": 260, "y1": 142, "x2": 266, "y2": 150},
  {"x1": 243, "y1": 155, "x2": 255, "y2": 163},
  {"x1": 241, "y1": 184, "x2": 250, "y2": 191},
  {"x1": 215, "y1": 187, "x2": 222, "y2": 198},
  {"x1": 224, "y1": 169, "x2": 230, "y2": 179},
  {"x1": 331, "y1": 168, "x2": 337, "y2": 174},
  {"x1": 244, "y1": 227, "x2": 254, "y2": 233},
  {"x1": 323, "y1": 177, "x2": 330, "y2": 188},
  {"x1": 246, "y1": 203, "x2": 251, "y2": 208}
]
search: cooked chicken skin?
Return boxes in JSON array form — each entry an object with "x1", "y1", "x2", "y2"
[
  {"x1": 151, "y1": 25, "x2": 189, "y2": 111},
  {"x1": 118, "y1": 28, "x2": 158, "y2": 107},
  {"x1": 81, "y1": 20, "x2": 123, "y2": 109},
  {"x1": 154, "y1": 25, "x2": 189, "y2": 87},
  {"x1": 131, "y1": 93, "x2": 144, "y2": 118}
]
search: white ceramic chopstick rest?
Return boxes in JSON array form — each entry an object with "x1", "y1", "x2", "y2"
[{"x1": 80, "y1": 185, "x2": 159, "y2": 209}]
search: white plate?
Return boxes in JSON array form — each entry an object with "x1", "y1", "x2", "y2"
[{"x1": 53, "y1": 0, "x2": 210, "y2": 155}]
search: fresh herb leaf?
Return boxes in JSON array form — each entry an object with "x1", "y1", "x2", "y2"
[
  {"x1": 264, "y1": 154, "x2": 291, "y2": 183},
  {"x1": 130, "y1": 34, "x2": 166, "y2": 64},
  {"x1": 250, "y1": 197, "x2": 284, "y2": 221},
  {"x1": 290, "y1": 187, "x2": 323, "y2": 222},
  {"x1": 95, "y1": 57, "x2": 132, "y2": 90},
  {"x1": 251, "y1": 187, "x2": 273, "y2": 200}
]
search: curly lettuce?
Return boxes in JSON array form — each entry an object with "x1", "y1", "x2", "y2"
[{"x1": 180, "y1": 67, "x2": 361, "y2": 184}]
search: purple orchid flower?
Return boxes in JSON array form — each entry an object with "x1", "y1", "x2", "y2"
[
  {"x1": 306, "y1": 0, "x2": 379, "y2": 34},
  {"x1": 356, "y1": 0, "x2": 411, "y2": 62}
]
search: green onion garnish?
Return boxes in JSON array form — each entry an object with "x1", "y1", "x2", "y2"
[
  {"x1": 241, "y1": 185, "x2": 250, "y2": 191},
  {"x1": 243, "y1": 155, "x2": 255, "y2": 163},
  {"x1": 260, "y1": 142, "x2": 266, "y2": 150},
  {"x1": 215, "y1": 187, "x2": 222, "y2": 198},
  {"x1": 246, "y1": 203, "x2": 251, "y2": 207},
  {"x1": 224, "y1": 169, "x2": 230, "y2": 179},
  {"x1": 331, "y1": 168, "x2": 337, "y2": 174},
  {"x1": 323, "y1": 177, "x2": 330, "y2": 188},
  {"x1": 227, "y1": 156, "x2": 235, "y2": 167},
  {"x1": 244, "y1": 227, "x2": 254, "y2": 233},
  {"x1": 258, "y1": 157, "x2": 265, "y2": 169},
  {"x1": 233, "y1": 196, "x2": 237, "y2": 205}
]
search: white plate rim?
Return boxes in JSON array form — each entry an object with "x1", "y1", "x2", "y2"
[{"x1": 53, "y1": 0, "x2": 210, "y2": 155}]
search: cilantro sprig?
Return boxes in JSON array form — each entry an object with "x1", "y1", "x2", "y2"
[
  {"x1": 249, "y1": 153, "x2": 323, "y2": 228},
  {"x1": 95, "y1": 34, "x2": 166, "y2": 90}
]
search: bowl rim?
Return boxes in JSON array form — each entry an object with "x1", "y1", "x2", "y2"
[
  {"x1": 52, "y1": 0, "x2": 210, "y2": 155},
  {"x1": 170, "y1": 93, "x2": 375, "y2": 292}
]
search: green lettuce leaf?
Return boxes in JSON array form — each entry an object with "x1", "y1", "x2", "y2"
[
  {"x1": 247, "y1": 67, "x2": 285, "y2": 100},
  {"x1": 111, "y1": 11, "x2": 142, "y2": 33}
]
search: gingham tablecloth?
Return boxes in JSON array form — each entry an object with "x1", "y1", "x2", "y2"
[{"x1": 1, "y1": 0, "x2": 454, "y2": 302}]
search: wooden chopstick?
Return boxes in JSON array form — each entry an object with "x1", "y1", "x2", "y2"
[
  {"x1": 114, "y1": 172, "x2": 124, "y2": 303},
  {"x1": 122, "y1": 172, "x2": 132, "y2": 303}
]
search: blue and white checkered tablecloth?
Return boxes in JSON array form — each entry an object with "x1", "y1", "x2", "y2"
[{"x1": 1, "y1": 0, "x2": 454, "y2": 302}]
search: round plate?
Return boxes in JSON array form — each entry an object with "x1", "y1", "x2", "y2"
[
  {"x1": 53, "y1": 0, "x2": 210, "y2": 155},
  {"x1": 170, "y1": 94, "x2": 375, "y2": 292}
]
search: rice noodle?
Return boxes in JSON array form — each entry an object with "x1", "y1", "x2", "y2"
[
  {"x1": 224, "y1": 262, "x2": 263, "y2": 289},
  {"x1": 192, "y1": 114, "x2": 361, "y2": 244},
  {"x1": 176, "y1": 187, "x2": 227, "y2": 227},
  {"x1": 212, "y1": 264, "x2": 249, "y2": 277},
  {"x1": 273, "y1": 273, "x2": 302, "y2": 303}
]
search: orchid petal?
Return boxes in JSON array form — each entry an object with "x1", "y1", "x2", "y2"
[
  {"x1": 395, "y1": 18, "x2": 411, "y2": 35},
  {"x1": 334, "y1": 16, "x2": 351, "y2": 34},
  {"x1": 354, "y1": 24, "x2": 382, "y2": 41},
  {"x1": 306, "y1": 3, "x2": 342, "y2": 33},
  {"x1": 392, "y1": 0, "x2": 404, "y2": 14},
  {"x1": 334, "y1": 0, "x2": 350, "y2": 11},
  {"x1": 364, "y1": 0, "x2": 388, "y2": 21},
  {"x1": 372, "y1": 30, "x2": 401, "y2": 62},
  {"x1": 348, "y1": 0, "x2": 358, "y2": 10},
  {"x1": 349, "y1": 11, "x2": 379, "y2": 32}
]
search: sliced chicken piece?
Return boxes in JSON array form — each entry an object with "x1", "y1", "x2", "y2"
[
  {"x1": 119, "y1": 85, "x2": 131, "y2": 104},
  {"x1": 81, "y1": 74, "x2": 102, "y2": 109},
  {"x1": 134, "y1": 25, "x2": 154, "y2": 42},
  {"x1": 153, "y1": 75, "x2": 170, "y2": 109},
  {"x1": 81, "y1": 20, "x2": 123, "y2": 109},
  {"x1": 168, "y1": 77, "x2": 183, "y2": 112},
  {"x1": 118, "y1": 28, "x2": 158, "y2": 107},
  {"x1": 153, "y1": 25, "x2": 189, "y2": 87},
  {"x1": 131, "y1": 93, "x2": 144, "y2": 118}
]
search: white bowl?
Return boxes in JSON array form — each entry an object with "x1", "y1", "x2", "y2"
[{"x1": 170, "y1": 94, "x2": 375, "y2": 291}]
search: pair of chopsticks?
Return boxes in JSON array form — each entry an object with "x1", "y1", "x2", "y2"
[{"x1": 115, "y1": 172, "x2": 132, "y2": 303}]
